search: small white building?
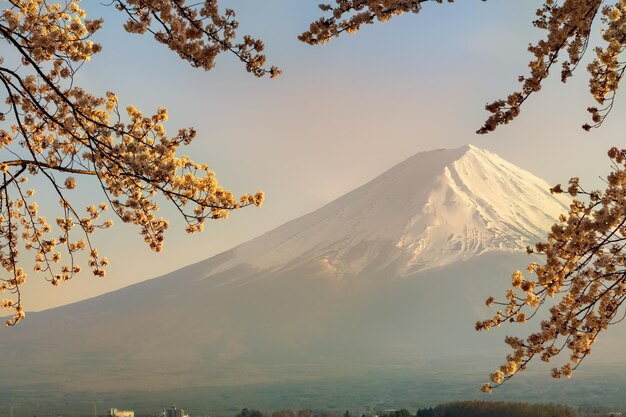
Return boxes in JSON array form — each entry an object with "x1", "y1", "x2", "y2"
[{"x1": 110, "y1": 409, "x2": 134, "y2": 417}]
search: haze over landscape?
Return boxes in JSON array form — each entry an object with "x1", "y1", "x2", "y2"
[{"x1": 6, "y1": 146, "x2": 626, "y2": 415}]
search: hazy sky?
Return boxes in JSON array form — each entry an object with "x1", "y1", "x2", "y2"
[{"x1": 17, "y1": 1, "x2": 624, "y2": 311}]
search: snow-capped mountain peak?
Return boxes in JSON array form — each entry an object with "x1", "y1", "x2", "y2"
[{"x1": 208, "y1": 145, "x2": 570, "y2": 279}]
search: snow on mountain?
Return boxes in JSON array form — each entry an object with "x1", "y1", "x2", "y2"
[{"x1": 207, "y1": 145, "x2": 570, "y2": 279}]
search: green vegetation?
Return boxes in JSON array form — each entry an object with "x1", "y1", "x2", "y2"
[
  {"x1": 238, "y1": 401, "x2": 580, "y2": 417},
  {"x1": 414, "y1": 402, "x2": 578, "y2": 417},
  {"x1": 380, "y1": 409, "x2": 414, "y2": 417}
]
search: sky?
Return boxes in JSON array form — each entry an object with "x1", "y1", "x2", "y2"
[{"x1": 13, "y1": 1, "x2": 624, "y2": 311}]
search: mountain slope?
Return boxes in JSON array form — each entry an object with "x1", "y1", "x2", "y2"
[{"x1": 0, "y1": 145, "x2": 573, "y2": 392}]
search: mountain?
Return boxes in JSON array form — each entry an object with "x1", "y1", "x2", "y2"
[
  {"x1": 205, "y1": 144, "x2": 567, "y2": 280},
  {"x1": 0, "y1": 145, "x2": 574, "y2": 398}
]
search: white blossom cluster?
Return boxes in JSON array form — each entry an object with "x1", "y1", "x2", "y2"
[
  {"x1": 299, "y1": 1, "x2": 452, "y2": 45},
  {"x1": 300, "y1": 0, "x2": 625, "y2": 133},
  {"x1": 114, "y1": 0, "x2": 281, "y2": 78},
  {"x1": 478, "y1": 0, "x2": 626, "y2": 133},
  {"x1": 477, "y1": 147, "x2": 626, "y2": 392},
  {"x1": 0, "y1": 0, "x2": 264, "y2": 325}
]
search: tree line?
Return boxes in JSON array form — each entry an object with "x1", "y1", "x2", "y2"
[
  {"x1": 414, "y1": 401, "x2": 578, "y2": 417},
  {"x1": 234, "y1": 401, "x2": 581, "y2": 417}
]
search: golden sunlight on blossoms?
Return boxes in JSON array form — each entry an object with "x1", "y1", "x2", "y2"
[
  {"x1": 477, "y1": 147, "x2": 626, "y2": 391},
  {"x1": 301, "y1": 0, "x2": 626, "y2": 133},
  {"x1": 0, "y1": 0, "x2": 266, "y2": 326},
  {"x1": 115, "y1": 0, "x2": 281, "y2": 77}
]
